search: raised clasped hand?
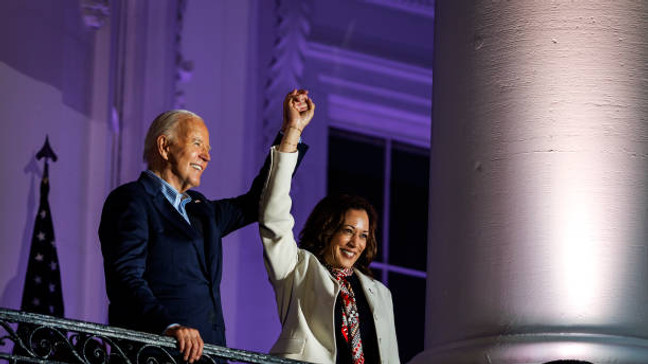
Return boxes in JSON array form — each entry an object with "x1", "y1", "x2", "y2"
[{"x1": 282, "y1": 89, "x2": 315, "y2": 134}]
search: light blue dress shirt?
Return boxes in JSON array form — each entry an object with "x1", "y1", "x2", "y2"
[{"x1": 144, "y1": 170, "x2": 192, "y2": 224}]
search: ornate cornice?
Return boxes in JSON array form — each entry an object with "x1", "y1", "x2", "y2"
[
  {"x1": 327, "y1": 93, "x2": 431, "y2": 147},
  {"x1": 305, "y1": 42, "x2": 432, "y2": 85},
  {"x1": 305, "y1": 42, "x2": 432, "y2": 147}
]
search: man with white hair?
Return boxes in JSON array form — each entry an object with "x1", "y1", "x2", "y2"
[{"x1": 99, "y1": 90, "x2": 314, "y2": 362}]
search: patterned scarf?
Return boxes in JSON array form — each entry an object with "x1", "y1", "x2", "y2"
[{"x1": 328, "y1": 266, "x2": 364, "y2": 364}]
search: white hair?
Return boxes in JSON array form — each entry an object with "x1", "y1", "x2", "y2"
[{"x1": 142, "y1": 109, "x2": 201, "y2": 166}]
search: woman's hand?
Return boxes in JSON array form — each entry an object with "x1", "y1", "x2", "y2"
[
  {"x1": 279, "y1": 89, "x2": 315, "y2": 152},
  {"x1": 282, "y1": 89, "x2": 315, "y2": 133}
]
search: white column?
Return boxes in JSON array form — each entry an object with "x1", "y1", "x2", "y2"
[{"x1": 413, "y1": 1, "x2": 648, "y2": 362}]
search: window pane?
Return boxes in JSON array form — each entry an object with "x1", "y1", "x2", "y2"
[
  {"x1": 370, "y1": 267, "x2": 382, "y2": 280},
  {"x1": 389, "y1": 142, "x2": 429, "y2": 271},
  {"x1": 389, "y1": 272, "x2": 425, "y2": 363},
  {"x1": 328, "y1": 128, "x2": 385, "y2": 261}
]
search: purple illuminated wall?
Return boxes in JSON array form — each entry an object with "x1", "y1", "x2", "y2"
[
  {"x1": 0, "y1": 0, "x2": 101, "y2": 321},
  {"x1": 0, "y1": 0, "x2": 434, "y2": 356}
]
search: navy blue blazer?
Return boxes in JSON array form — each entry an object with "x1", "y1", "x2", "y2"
[{"x1": 99, "y1": 142, "x2": 307, "y2": 346}]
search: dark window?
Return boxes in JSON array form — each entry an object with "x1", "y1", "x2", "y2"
[
  {"x1": 389, "y1": 142, "x2": 429, "y2": 271},
  {"x1": 389, "y1": 272, "x2": 426, "y2": 363}
]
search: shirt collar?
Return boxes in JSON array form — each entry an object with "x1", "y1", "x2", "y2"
[{"x1": 144, "y1": 170, "x2": 192, "y2": 209}]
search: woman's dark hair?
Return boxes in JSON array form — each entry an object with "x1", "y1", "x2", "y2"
[{"x1": 298, "y1": 194, "x2": 378, "y2": 276}]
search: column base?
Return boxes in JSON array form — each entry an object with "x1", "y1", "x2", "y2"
[{"x1": 409, "y1": 333, "x2": 648, "y2": 363}]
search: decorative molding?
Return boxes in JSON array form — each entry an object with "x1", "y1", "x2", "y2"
[
  {"x1": 318, "y1": 74, "x2": 431, "y2": 108},
  {"x1": 262, "y1": 0, "x2": 311, "y2": 148},
  {"x1": 306, "y1": 42, "x2": 432, "y2": 85},
  {"x1": 306, "y1": 41, "x2": 433, "y2": 147},
  {"x1": 327, "y1": 93, "x2": 430, "y2": 147},
  {"x1": 80, "y1": 0, "x2": 110, "y2": 30},
  {"x1": 361, "y1": 0, "x2": 435, "y2": 19},
  {"x1": 174, "y1": 0, "x2": 193, "y2": 109}
]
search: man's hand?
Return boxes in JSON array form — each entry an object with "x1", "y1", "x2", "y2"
[
  {"x1": 164, "y1": 325, "x2": 204, "y2": 363},
  {"x1": 279, "y1": 89, "x2": 315, "y2": 153}
]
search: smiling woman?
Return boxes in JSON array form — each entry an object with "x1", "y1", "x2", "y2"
[
  {"x1": 259, "y1": 148, "x2": 400, "y2": 363},
  {"x1": 324, "y1": 208, "x2": 370, "y2": 269},
  {"x1": 299, "y1": 195, "x2": 378, "y2": 275}
]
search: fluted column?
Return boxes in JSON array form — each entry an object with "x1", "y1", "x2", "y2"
[{"x1": 412, "y1": 1, "x2": 648, "y2": 362}]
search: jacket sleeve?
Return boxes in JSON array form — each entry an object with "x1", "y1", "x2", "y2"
[
  {"x1": 211, "y1": 134, "x2": 308, "y2": 237},
  {"x1": 98, "y1": 188, "x2": 173, "y2": 334},
  {"x1": 258, "y1": 146, "x2": 301, "y2": 282}
]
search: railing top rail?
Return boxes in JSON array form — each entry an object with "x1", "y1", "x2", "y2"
[{"x1": 0, "y1": 307, "x2": 310, "y2": 364}]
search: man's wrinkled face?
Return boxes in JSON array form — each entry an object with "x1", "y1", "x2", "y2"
[{"x1": 164, "y1": 117, "x2": 211, "y2": 193}]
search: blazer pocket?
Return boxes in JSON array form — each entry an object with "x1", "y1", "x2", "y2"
[{"x1": 271, "y1": 337, "x2": 305, "y2": 355}]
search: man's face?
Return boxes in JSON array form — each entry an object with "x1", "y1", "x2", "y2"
[{"x1": 164, "y1": 117, "x2": 211, "y2": 193}]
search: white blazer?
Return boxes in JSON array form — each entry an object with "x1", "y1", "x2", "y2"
[{"x1": 259, "y1": 147, "x2": 400, "y2": 364}]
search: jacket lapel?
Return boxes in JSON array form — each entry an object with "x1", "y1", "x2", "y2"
[
  {"x1": 138, "y1": 173, "x2": 209, "y2": 277},
  {"x1": 355, "y1": 270, "x2": 379, "y2": 314},
  {"x1": 356, "y1": 271, "x2": 393, "y2": 362},
  {"x1": 186, "y1": 192, "x2": 217, "y2": 282},
  {"x1": 139, "y1": 173, "x2": 197, "y2": 238}
]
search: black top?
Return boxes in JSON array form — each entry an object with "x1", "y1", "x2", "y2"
[{"x1": 334, "y1": 274, "x2": 380, "y2": 364}]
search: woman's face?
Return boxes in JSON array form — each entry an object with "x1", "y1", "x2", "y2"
[{"x1": 324, "y1": 209, "x2": 369, "y2": 269}]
